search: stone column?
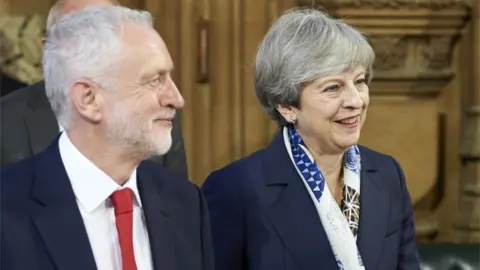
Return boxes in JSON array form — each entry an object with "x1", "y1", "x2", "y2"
[{"x1": 454, "y1": 0, "x2": 480, "y2": 242}]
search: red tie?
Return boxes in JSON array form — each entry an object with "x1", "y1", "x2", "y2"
[{"x1": 110, "y1": 188, "x2": 137, "y2": 270}]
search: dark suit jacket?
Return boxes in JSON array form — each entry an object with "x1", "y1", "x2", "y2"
[
  {"x1": 0, "y1": 81, "x2": 188, "y2": 177},
  {"x1": 202, "y1": 131, "x2": 420, "y2": 270},
  {"x1": 0, "y1": 72, "x2": 27, "y2": 97},
  {"x1": 0, "y1": 138, "x2": 214, "y2": 270}
]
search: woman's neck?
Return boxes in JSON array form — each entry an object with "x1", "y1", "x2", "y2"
[
  {"x1": 294, "y1": 128, "x2": 346, "y2": 204},
  {"x1": 310, "y1": 150, "x2": 344, "y2": 205},
  {"x1": 298, "y1": 133, "x2": 344, "y2": 186},
  {"x1": 311, "y1": 151, "x2": 343, "y2": 182}
]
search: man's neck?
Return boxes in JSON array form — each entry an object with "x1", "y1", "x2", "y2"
[{"x1": 66, "y1": 129, "x2": 141, "y2": 185}]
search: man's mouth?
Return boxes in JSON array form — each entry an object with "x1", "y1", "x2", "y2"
[{"x1": 154, "y1": 118, "x2": 173, "y2": 126}]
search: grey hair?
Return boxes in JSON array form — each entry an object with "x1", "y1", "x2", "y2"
[
  {"x1": 254, "y1": 8, "x2": 375, "y2": 127},
  {"x1": 45, "y1": 0, "x2": 120, "y2": 33},
  {"x1": 43, "y1": 6, "x2": 153, "y2": 129}
]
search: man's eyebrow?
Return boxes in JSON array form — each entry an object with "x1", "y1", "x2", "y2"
[
  {"x1": 140, "y1": 67, "x2": 174, "y2": 81},
  {"x1": 153, "y1": 66, "x2": 174, "y2": 75}
]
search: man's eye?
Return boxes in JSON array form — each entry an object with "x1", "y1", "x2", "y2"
[{"x1": 149, "y1": 77, "x2": 164, "y2": 86}]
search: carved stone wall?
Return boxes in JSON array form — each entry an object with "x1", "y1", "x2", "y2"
[
  {"x1": 454, "y1": 0, "x2": 480, "y2": 242},
  {"x1": 0, "y1": 14, "x2": 45, "y2": 84},
  {"x1": 300, "y1": 0, "x2": 472, "y2": 241}
]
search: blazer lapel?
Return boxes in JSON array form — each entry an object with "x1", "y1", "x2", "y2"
[
  {"x1": 263, "y1": 133, "x2": 338, "y2": 270},
  {"x1": 24, "y1": 81, "x2": 60, "y2": 155},
  {"x1": 31, "y1": 140, "x2": 97, "y2": 270},
  {"x1": 137, "y1": 162, "x2": 175, "y2": 270},
  {"x1": 356, "y1": 151, "x2": 390, "y2": 270}
]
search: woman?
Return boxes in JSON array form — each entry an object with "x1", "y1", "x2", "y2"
[{"x1": 202, "y1": 8, "x2": 420, "y2": 270}]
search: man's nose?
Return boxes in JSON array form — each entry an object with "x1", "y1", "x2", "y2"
[{"x1": 159, "y1": 77, "x2": 185, "y2": 109}]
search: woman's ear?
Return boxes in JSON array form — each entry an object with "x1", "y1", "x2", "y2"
[{"x1": 276, "y1": 104, "x2": 297, "y2": 124}]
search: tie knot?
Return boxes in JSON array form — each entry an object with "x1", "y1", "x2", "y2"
[{"x1": 110, "y1": 188, "x2": 134, "y2": 216}]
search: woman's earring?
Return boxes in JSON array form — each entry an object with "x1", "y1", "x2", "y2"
[{"x1": 289, "y1": 115, "x2": 297, "y2": 124}]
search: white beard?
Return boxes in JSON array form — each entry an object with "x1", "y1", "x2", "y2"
[{"x1": 105, "y1": 105, "x2": 173, "y2": 159}]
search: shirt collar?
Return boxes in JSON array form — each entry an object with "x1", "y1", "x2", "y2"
[{"x1": 58, "y1": 132, "x2": 142, "y2": 213}]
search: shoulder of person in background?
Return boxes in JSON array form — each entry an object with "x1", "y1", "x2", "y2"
[{"x1": 0, "y1": 72, "x2": 28, "y2": 97}]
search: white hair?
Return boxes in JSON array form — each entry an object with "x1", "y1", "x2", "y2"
[{"x1": 42, "y1": 6, "x2": 153, "y2": 129}]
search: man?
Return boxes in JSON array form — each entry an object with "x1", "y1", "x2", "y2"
[
  {"x1": 0, "y1": 0, "x2": 188, "y2": 178},
  {"x1": 1, "y1": 6, "x2": 213, "y2": 270}
]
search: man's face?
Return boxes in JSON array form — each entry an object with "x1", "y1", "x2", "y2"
[{"x1": 101, "y1": 22, "x2": 184, "y2": 158}]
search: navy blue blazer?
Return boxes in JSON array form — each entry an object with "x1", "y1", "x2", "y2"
[
  {"x1": 1, "y1": 138, "x2": 214, "y2": 270},
  {"x1": 202, "y1": 132, "x2": 420, "y2": 270}
]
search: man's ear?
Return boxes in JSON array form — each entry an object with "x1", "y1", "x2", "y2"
[
  {"x1": 41, "y1": 37, "x2": 46, "y2": 47},
  {"x1": 68, "y1": 79, "x2": 103, "y2": 123}
]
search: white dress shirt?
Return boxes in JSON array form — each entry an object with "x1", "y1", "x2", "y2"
[{"x1": 58, "y1": 132, "x2": 153, "y2": 270}]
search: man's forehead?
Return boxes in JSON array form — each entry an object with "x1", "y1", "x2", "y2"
[
  {"x1": 123, "y1": 23, "x2": 167, "y2": 51},
  {"x1": 121, "y1": 24, "x2": 173, "y2": 73}
]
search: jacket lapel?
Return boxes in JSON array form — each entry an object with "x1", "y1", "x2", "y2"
[
  {"x1": 148, "y1": 154, "x2": 165, "y2": 166},
  {"x1": 137, "y1": 162, "x2": 175, "y2": 270},
  {"x1": 356, "y1": 149, "x2": 390, "y2": 270},
  {"x1": 263, "y1": 132, "x2": 338, "y2": 270},
  {"x1": 31, "y1": 139, "x2": 97, "y2": 270},
  {"x1": 24, "y1": 81, "x2": 60, "y2": 155}
]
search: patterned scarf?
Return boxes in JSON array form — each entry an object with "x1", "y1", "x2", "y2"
[{"x1": 284, "y1": 125, "x2": 364, "y2": 269}]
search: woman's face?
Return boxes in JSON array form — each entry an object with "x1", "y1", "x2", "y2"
[{"x1": 281, "y1": 66, "x2": 370, "y2": 154}]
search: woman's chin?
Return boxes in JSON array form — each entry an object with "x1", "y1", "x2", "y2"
[{"x1": 334, "y1": 134, "x2": 360, "y2": 150}]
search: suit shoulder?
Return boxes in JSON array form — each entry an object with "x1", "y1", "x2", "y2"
[
  {"x1": 210, "y1": 148, "x2": 265, "y2": 177},
  {"x1": 0, "y1": 83, "x2": 44, "y2": 124},
  {"x1": 1, "y1": 157, "x2": 36, "y2": 202},
  {"x1": 143, "y1": 160, "x2": 205, "y2": 211},
  {"x1": 358, "y1": 145, "x2": 405, "y2": 190},
  {"x1": 0, "y1": 83, "x2": 39, "y2": 106},
  {"x1": 202, "y1": 148, "x2": 266, "y2": 192},
  {"x1": 140, "y1": 159, "x2": 200, "y2": 195},
  {"x1": 358, "y1": 145, "x2": 398, "y2": 167}
]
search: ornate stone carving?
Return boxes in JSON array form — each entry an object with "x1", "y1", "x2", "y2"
[
  {"x1": 369, "y1": 37, "x2": 407, "y2": 71},
  {"x1": 420, "y1": 36, "x2": 454, "y2": 71},
  {"x1": 460, "y1": 106, "x2": 480, "y2": 159},
  {"x1": 301, "y1": 0, "x2": 472, "y2": 9},
  {"x1": 0, "y1": 14, "x2": 45, "y2": 84},
  {"x1": 369, "y1": 36, "x2": 455, "y2": 73},
  {"x1": 453, "y1": 0, "x2": 480, "y2": 243}
]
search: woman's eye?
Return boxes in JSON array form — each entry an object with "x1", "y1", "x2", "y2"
[
  {"x1": 356, "y1": 78, "x2": 367, "y2": 85},
  {"x1": 324, "y1": 84, "x2": 340, "y2": 92}
]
